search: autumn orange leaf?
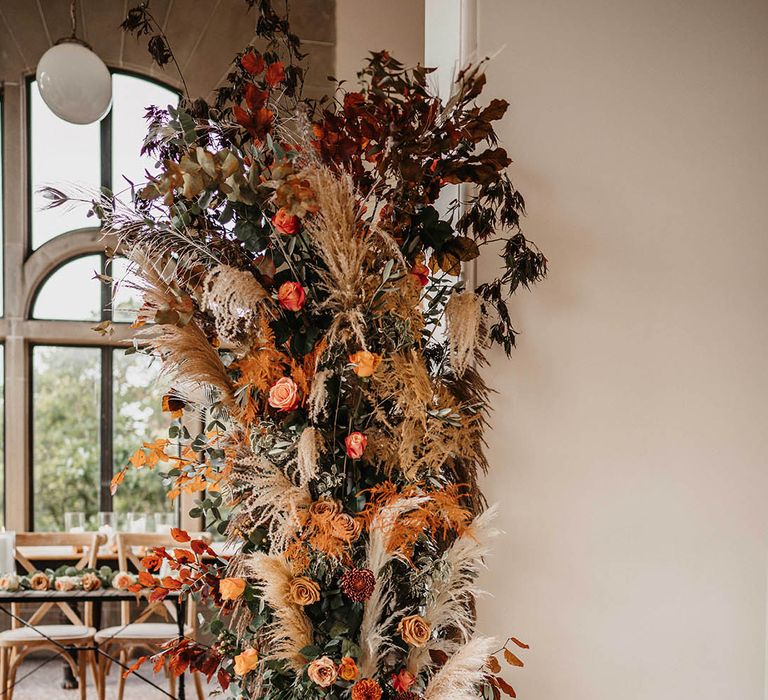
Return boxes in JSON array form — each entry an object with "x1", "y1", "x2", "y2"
[
  {"x1": 496, "y1": 677, "x2": 517, "y2": 698},
  {"x1": 110, "y1": 469, "x2": 126, "y2": 495},
  {"x1": 171, "y1": 527, "x2": 191, "y2": 543},
  {"x1": 487, "y1": 656, "x2": 501, "y2": 673},
  {"x1": 510, "y1": 637, "x2": 530, "y2": 649},
  {"x1": 503, "y1": 649, "x2": 524, "y2": 667}
]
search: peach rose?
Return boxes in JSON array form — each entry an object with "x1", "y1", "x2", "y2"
[
  {"x1": 55, "y1": 576, "x2": 79, "y2": 592},
  {"x1": 81, "y1": 573, "x2": 101, "y2": 592},
  {"x1": 307, "y1": 656, "x2": 337, "y2": 687},
  {"x1": 277, "y1": 281, "x2": 306, "y2": 312},
  {"x1": 273, "y1": 208, "x2": 300, "y2": 235},
  {"x1": 220, "y1": 577, "x2": 247, "y2": 601},
  {"x1": 410, "y1": 262, "x2": 430, "y2": 287},
  {"x1": 112, "y1": 571, "x2": 135, "y2": 590},
  {"x1": 351, "y1": 678, "x2": 383, "y2": 700},
  {"x1": 398, "y1": 615, "x2": 431, "y2": 647},
  {"x1": 338, "y1": 656, "x2": 359, "y2": 682},
  {"x1": 268, "y1": 376, "x2": 300, "y2": 412},
  {"x1": 0, "y1": 574, "x2": 20, "y2": 592},
  {"x1": 309, "y1": 499, "x2": 342, "y2": 523},
  {"x1": 349, "y1": 351, "x2": 381, "y2": 378},
  {"x1": 391, "y1": 669, "x2": 416, "y2": 693},
  {"x1": 289, "y1": 576, "x2": 321, "y2": 606},
  {"x1": 29, "y1": 572, "x2": 50, "y2": 591},
  {"x1": 345, "y1": 432, "x2": 367, "y2": 459},
  {"x1": 331, "y1": 513, "x2": 361, "y2": 542},
  {"x1": 234, "y1": 647, "x2": 259, "y2": 676}
]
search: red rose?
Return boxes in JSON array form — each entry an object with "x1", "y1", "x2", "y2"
[
  {"x1": 273, "y1": 208, "x2": 300, "y2": 235},
  {"x1": 268, "y1": 377, "x2": 300, "y2": 412},
  {"x1": 410, "y1": 262, "x2": 430, "y2": 287},
  {"x1": 241, "y1": 50, "x2": 264, "y2": 75},
  {"x1": 277, "y1": 282, "x2": 306, "y2": 312},
  {"x1": 391, "y1": 669, "x2": 416, "y2": 694},
  {"x1": 265, "y1": 61, "x2": 286, "y2": 87},
  {"x1": 345, "y1": 432, "x2": 367, "y2": 459}
]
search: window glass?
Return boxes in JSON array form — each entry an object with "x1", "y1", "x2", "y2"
[
  {"x1": 0, "y1": 98, "x2": 4, "y2": 315},
  {"x1": 33, "y1": 346, "x2": 101, "y2": 531},
  {"x1": 112, "y1": 349, "x2": 175, "y2": 519},
  {"x1": 109, "y1": 256, "x2": 144, "y2": 323},
  {"x1": 111, "y1": 74, "x2": 178, "y2": 195},
  {"x1": 32, "y1": 255, "x2": 102, "y2": 321},
  {"x1": 29, "y1": 84, "x2": 101, "y2": 249},
  {"x1": 0, "y1": 346, "x2": 4, "y2": 527}
]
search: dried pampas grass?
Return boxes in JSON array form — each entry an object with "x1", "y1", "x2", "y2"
[
  {"x1": 408, "y1": 507, "x2": 499, "y2": 674},
  {"x1": 202, "y1": 264, "x2": 269, "y2": 344},
  {"x1": 296, "y1": 426, "x2": 320, "y2": 486},
  {"x1": 142, "y1": 321, "x2": 235, "y2": 407},
  {"x1": 358, "y1": 496, "x2": 427, "y2": 678},
  {"x1": 246, "y1": 552, "x2": 313, "y2": 671},
  {"x1": 423, "y1": 636, "x2": 497, "y2": 700},
  {"x1": 445, "y1": 291, "x2": 486, "y2": 376}
]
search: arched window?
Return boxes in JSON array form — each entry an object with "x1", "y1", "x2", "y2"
[{"x1": 25, "y1": 72, "x2": 179, "y2": 530}]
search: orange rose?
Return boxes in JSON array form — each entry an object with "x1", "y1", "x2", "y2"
[
  {"x1": 234, "y1": 647, "x2": 259, "y2": 676},
  {"x1": 81, "y1": 573, "x2": 101, "y2": 592},
  {"x1": 410, "y1": 262, "x2": 430, "y2": 286},
  {"x1": 391, "y1": 669, "x2": 416, "y2": 693},
  {"x1": 268, "y1": 376, "x2": 300, "y2": 412},
  {"x1": 309, "y1": 499, "x2": 342, "y2": 523},
  {"x1": 273, "y1": 208, "x2": 300, "y2": 235},
  {"x1": 331, "y1": 513, "x2": 361, "y2": 542},
  {"x1": 338, "y1": 656, "x2": 359, "y2": 681},
  {"x1": 345, "y1": 431, "x2": 368, "y2": 459},
  {"x1": 29, "y1": 572, "x2": 50, "y2": 591},
  {"x1": 112, "y1": 571, "x2": 135, "y2": 590},
  {"x1": 398, "y1": 615, "x2": 431, "y2": 647},
  {"x1": 351, "y1": 678, "x2": 383, "y2": 700},
  {"x1": 307, "y1": 656, "x2": 337, "y2": 687},
  {"x1": 349, "y1": 351, "x2": 381, "y2": 378},
  {"x1": 277, "y1": 281, "x2": 306, "y2": 312},
  {"x1": 289, "y1": 576, "x2": 321, "y2": 606},
  {"x1": 220, "y1": 577, "x2": 247, "y2": 601}
]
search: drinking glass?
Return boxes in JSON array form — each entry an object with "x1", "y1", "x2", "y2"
[
  {"x1": 64, "y1": 511, "x2": 85, "y2": 533},
  {"x1": 154, "y1": 512, "x2": 175, "y2": 534},
  {"x1": 126, "y1": 512, "x2": 148, "y2": 533},
  {"x1": 97, "y1": 512, "x2": 116, "y2": 552}
]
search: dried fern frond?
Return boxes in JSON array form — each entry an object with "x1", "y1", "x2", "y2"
[
  {"x1": 308, "y1": 369, "x2": 331, "y2": 422},
  {"x1": 408, "y1": 506, "x2": 499, "y2": 674},
  {"x1": 445, "y1": 290, "x2": 487, "y2": 376},
  {"x1": 423, "y1": 636, "x2": 497, "y2": 700},
  {"x1": 202, "y1": 264, "x2": 270, "y2": 344},
  {"x1": 226, "y1": 452, "x2": 311, "y2": 554},
  {"x1": 246, "y1": 552, "x2": 314, "y2": 671}
]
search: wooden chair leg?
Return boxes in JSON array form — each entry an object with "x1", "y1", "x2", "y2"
[
  {"x1": 89, "y1": 650, "x2": 101, "y2": 699},
  {"x1": 6, "y1": 648, "x2": 18, "y2": 700},
  {"x1": 97, "y1": 649, "x2": 108, "y2": 700},
  {"x1": 77, "y1": 649, "x2": 87, "y2": 700},
  {"x1": 193, "y1": 669, "x2": 205, "y2": 700},
  {"x1": 116, "y1": 648, "x2": 128, "y2": 700},
  {"x1": 168, "y1": 660, "x2": 177, "y2": 698},
  {"x1": 0, "y1": 648, "x2": 8, "y2": 700}
]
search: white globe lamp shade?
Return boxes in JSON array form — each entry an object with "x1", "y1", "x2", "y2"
[{"x1": 36, "y1": 40, "x2": 112, "y2": 125}]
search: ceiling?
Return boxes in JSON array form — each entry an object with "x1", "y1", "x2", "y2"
[{"x1": 0, "y1": 0, "x2": 335, "y2": 100}]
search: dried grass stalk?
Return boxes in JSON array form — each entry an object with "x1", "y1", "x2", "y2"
[
  {"x1": 445, "y1": 291, "x2": 486, "y2": 376},
  {"x1": 308, "y1": 369, "x2": 331, "y2": 422},
  {"x1": 423, "y1": 636, "x2": 498, "y2": 700},
  {"x1": 142, "y1": 321, "x2": 235, "y2": 407},
  {"x1": 296, "y1": 426, "x2": 320, "y2": 486},
  {"x1": 246, "y1": 552, "x2": 314, "y2": 671}
]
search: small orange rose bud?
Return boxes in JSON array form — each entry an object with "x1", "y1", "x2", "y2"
[
  {"x1": 219, "y1": 577, "x2": 246, "y2": 601},
  {"x1": 234, "y1": 647, "x2": 259, "y2": 676}
]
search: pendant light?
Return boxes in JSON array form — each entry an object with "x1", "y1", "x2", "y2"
[{"x1": 36, "y1": 0, "x2": 112, "y2": 125}]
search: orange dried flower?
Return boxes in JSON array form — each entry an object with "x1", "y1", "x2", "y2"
[
  {"x1": 219, "y1": 577, "x2": 246, "y2": 601},
  {"x1": 338, "y1": 656, "x2": 359, "y2": 681},
  {"x1": 351, "y1": 678, "x2": 383, "y2": 700}
]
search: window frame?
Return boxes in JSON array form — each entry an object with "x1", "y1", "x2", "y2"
[{"x1": 11, "y1": 70, "x2": 184, "y2": 531}]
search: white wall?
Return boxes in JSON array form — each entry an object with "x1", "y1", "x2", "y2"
[
  {"x1": 335, "y1": 0, "x2": 425, "y2": 84},
  {"x1": 469, "y1": 1, "x2": 768, "y2": 698}
]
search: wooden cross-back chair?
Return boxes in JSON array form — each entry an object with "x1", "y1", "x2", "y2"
[
  {"x1": 0, "y1": 531, "x2": 106, "y2": 700},
  {"x1": 95, "y1": 532, "x2": 209, "y2": 700}
]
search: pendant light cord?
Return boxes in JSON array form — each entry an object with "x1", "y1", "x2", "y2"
[{"x1": 69, "y1": 0, "x2": 78, "y2": 39}]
